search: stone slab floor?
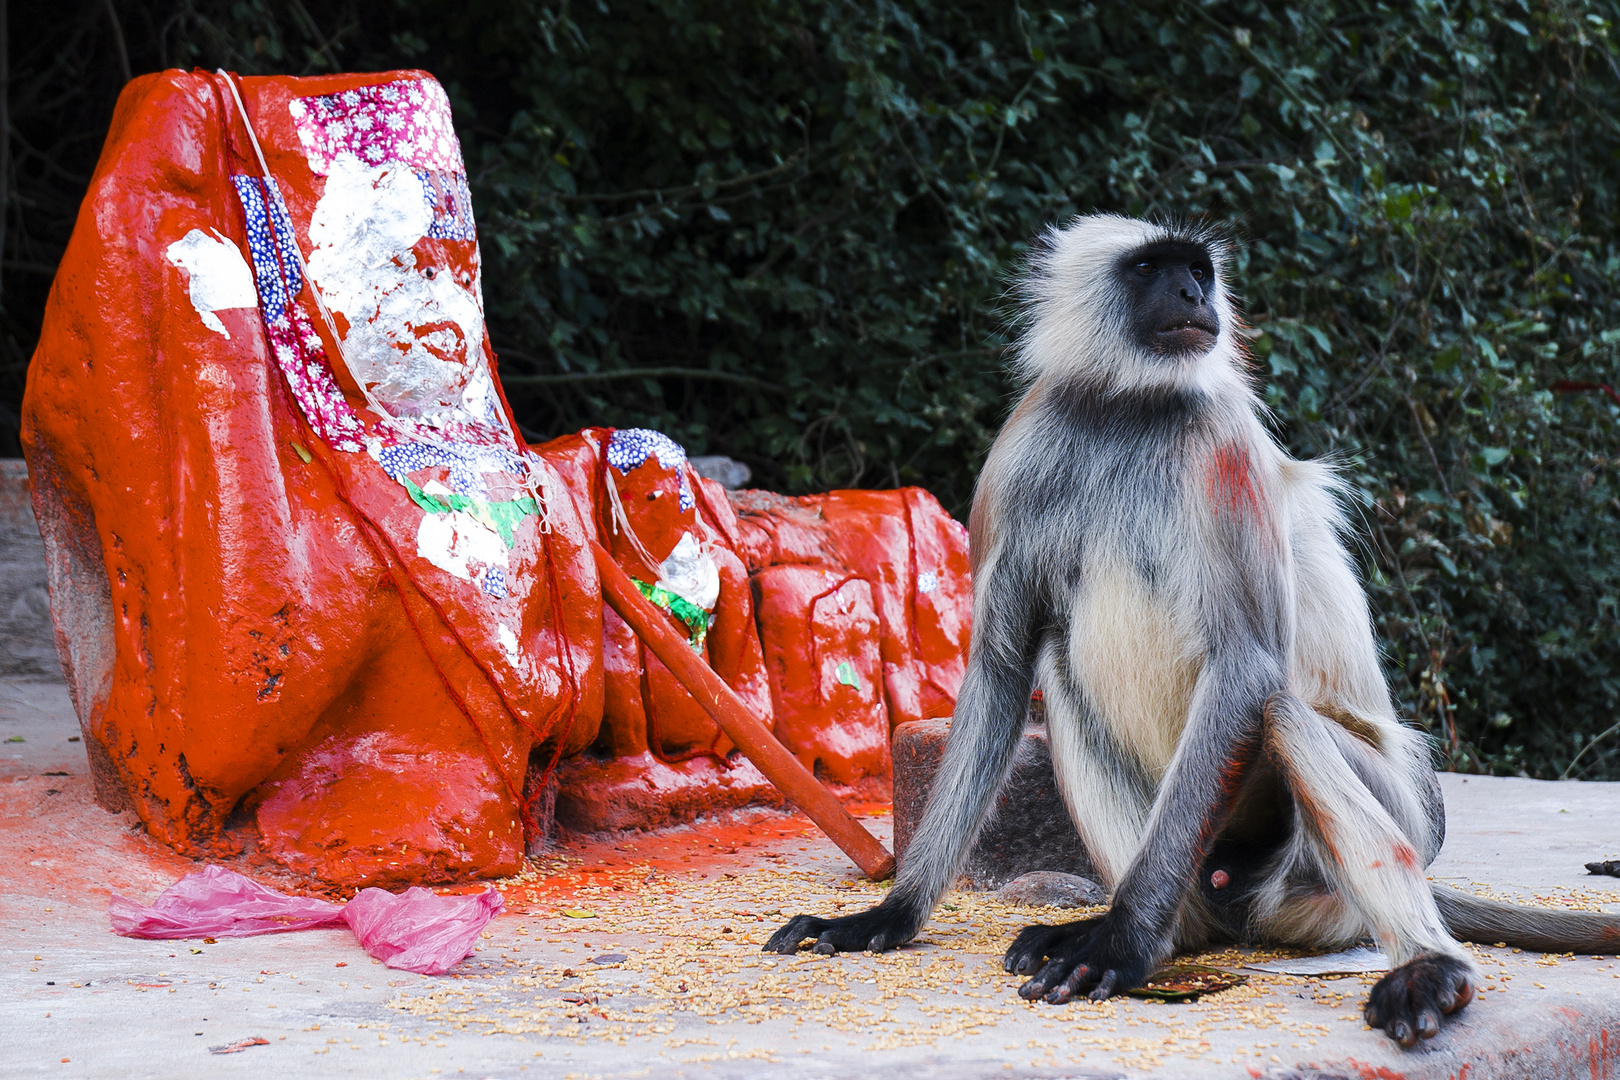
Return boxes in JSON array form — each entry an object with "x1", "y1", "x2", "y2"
[{"x1": 5, "y1": 674, "x2": 1620, "y2": 1080}]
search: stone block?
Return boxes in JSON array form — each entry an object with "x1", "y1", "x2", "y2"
[
  {"x1": 892, "y1": 710, "x2": 1097, "y2": 891},
  {"x1": 995, "y1": 870, "x2": 1105, "y2": 908},
  {"x1": 0, "y1": 460, "x2": 62, "y2": 684}
]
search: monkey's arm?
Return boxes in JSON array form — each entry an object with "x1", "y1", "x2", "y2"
[{"x1": 764, "y1": 543, "x2": 1040, "y2": 955}]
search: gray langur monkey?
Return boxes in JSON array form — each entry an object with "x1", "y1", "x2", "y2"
[{"x1": 767, "y1": 213, "x2": 1620, "y2": 1048}]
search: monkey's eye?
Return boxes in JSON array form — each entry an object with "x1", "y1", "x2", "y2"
[
  {"x1": 1134, "y1": 261, "x2": 1157, "y2": 276},
  {"x1": 1190, "y1": 267, "x2": 1206, "y2": 281}
]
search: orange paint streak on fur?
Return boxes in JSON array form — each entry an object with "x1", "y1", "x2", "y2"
[
  {"x1": 1393, "y1": 843, "x2": 1418, "y2": 870},
  {"x1": 1206, "y1": 443, "x2": 1264, "y2": 522},
  {"x1": 1263, "y1": 699, "x2": 1341, "y2": 861},
  {"x1": 1292, "y1": 781, "x2": 1341, "y2": 863},
  {"x1": 1197, "y1": 734, "x2": 1262, "y2": 849}
]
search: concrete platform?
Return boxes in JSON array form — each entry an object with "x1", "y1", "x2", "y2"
[
  {"x1": 4, "y1": 458, "x2": 1620, "y2": 1079},
  {"x1": 5, "y1": 673, "x2": 1620, "y2": 1080}
]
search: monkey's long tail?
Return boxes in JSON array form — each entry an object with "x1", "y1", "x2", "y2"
[{"x1": 1434, "y1": 884, "x2": 1620, "y2": 953}]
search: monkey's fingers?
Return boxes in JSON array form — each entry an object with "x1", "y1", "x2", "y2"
[
  {"x1": 1017, "y1": 956, "x2": 1074, "y2": 1000},
  {"x1": 1443, "y1": 975, "x2": 1475, "y2": 1014},
  {"x1": 763, "y1": 915, "x2": 828, "y2": 955},
  {"x1": 767, "y1": 906, "x2": 914, "y2": 955},
  {"x1": 1039, "y1": 962, "x2": 1096, "y2": 1004},
  {"x1": 1086, "y1": 969, "x2": 1119, "y2": 1001},
  {"x1": 1003, "y1": 923, "x2": 1061, "y2": 975}
]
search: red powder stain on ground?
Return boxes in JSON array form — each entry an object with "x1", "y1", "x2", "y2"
[
  {"x1": 0, "y1": 749, "x2": 887, "y2": 920},
  {"x1": 1344, "y1": 1060, "x2": 1408, "y2": 1080},
  {"x1": 1589, "y1": 1032, "x2": 1612, "y2": 1080},
  {"x1": 0, "y1": 774, "x2": 200, "y2": 916},
  {"x1": 503, "y1": 806, "x2": 838, "y2": 912}
]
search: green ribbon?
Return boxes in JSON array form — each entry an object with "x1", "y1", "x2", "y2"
[
  {"x1": 402, "y1": 476, "x2": 538, "y2": 548},
  {"x1": 632, "y1": 578, "x2": 712, "y2": 652}
]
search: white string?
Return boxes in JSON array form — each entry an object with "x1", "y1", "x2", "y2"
[
  {"x1": 217, "y1": 69, "x2": 553, "y2": 533},
  {"x1": 583, "y1": 433, "x2": 662, "y2": 577},
  {"x1": 217, "y1": 70, "x2": 400, "y2": 433}
]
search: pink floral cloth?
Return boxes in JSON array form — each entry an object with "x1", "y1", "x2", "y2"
[{"x1": 289, "y1": 79, "x2": 465, "y2": 176}]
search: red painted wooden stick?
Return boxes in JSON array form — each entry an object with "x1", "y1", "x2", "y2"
[{"x1": 590, "y1": 540, "x2": 897, "y2": 881}]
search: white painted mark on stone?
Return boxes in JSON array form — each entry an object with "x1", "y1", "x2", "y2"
[
  {"x1": 656, "y1": 532, "x2": 720, "y2": 612},
  {"x1": 165, "y1": 229, "x2": 257, "y2": 338},
  {"x1": 416, "y1": 507, "x2": 510, "y2": 583},
  {"x1": 305, "y1": 153, "x2": 496, "y2": 428},
  {"x1": 497, "y1": 623, "x2": 522, "y2": 668}
]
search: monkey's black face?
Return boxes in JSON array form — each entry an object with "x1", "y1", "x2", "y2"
[{"x1": 1117, "y1": 240, "x2": 1221, "y2": 357}]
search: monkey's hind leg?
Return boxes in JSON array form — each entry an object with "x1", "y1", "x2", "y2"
[{"x1": 1262, "y1": 695, "x2": 1476, "y2": 1048}]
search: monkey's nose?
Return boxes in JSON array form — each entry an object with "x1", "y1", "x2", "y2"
[{"x1": 1179, "y1": 284, "x2": 1202, "y2": 303}]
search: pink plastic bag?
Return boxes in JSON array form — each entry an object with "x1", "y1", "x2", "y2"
[
  {"x1": 343, "y1": 886, "x2": 506, "y2": 975},
  {"x1": 109, "y1": 866, "x2": 504, "y2": 975},
  {"x1": 108, "y1": 865, "x2": 345, "y2": 937}
]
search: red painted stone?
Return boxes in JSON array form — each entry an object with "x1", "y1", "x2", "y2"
[
  {"x1": 753, "y1": 564, "x2": 890, "y2": 784},
  {"x1": 534, "y1": 429, "x2": 774, "y2": 764},
  {"x1": 22, "y1": 69, "x2": 602, "y2": 886},
  {"x1": 731, "y1": 488, "x2": 972, "y2": 730}
]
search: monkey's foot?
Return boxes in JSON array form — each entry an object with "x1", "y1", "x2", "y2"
[
  {"x1": 1363, "y1": 953, "x2": 1476, "y2": 1048},
  {"x1": 1002, "y1": 916, "x2": 1154, "y2": 1004},
  {"x1": 763, "y1": 905, "x2": 915, "y2": 955}
]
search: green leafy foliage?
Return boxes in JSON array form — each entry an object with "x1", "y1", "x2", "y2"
[{"x1": 5, "y1": 0, "x2": 1619, "y2": 778}]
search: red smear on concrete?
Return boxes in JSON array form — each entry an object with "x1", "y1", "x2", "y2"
[
  {"x1": 0, "y1": 780, "x2": 193, "y2": 922},
  {"x1": 1344, "y1": 1060, "x2": 1408, "y2": 1080},
  {"x1": 1, "y1": 743, "x2": 883, "y2": 929},
  {"x1": 503, "y1": 807, "x2": 838, "y2": 912},
  {"x1": 1591, "y1": 1028, "x2": 1615, "y2": 1080}
]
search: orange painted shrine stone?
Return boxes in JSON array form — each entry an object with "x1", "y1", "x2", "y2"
[{"x1": 23, "y1": 69, "x2": 602, "y2": 886}]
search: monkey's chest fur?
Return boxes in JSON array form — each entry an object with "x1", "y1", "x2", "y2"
[{"x1": 1069, "y1": 562, "x2": 1202, "y2": 780}]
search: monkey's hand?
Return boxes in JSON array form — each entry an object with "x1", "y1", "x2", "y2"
[
  {"x1": 1002, "y1": 915, "x2": 1157, "y2": 1004},
  {"x1": 763, "y1": 904, "x2": 918, "y2": 956},
  {"x1": 1363, "y1": 953, "x2": 1475, "y2": 1048}
]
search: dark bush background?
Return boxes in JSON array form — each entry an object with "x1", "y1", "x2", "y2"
[{"x1": 4, "y1": 1, "x2": 1619, "y2": 779}]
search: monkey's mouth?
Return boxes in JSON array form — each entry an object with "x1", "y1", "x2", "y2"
[{"x1": 1151, "y1": 315, "x2": 1220, "y2": 354}]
